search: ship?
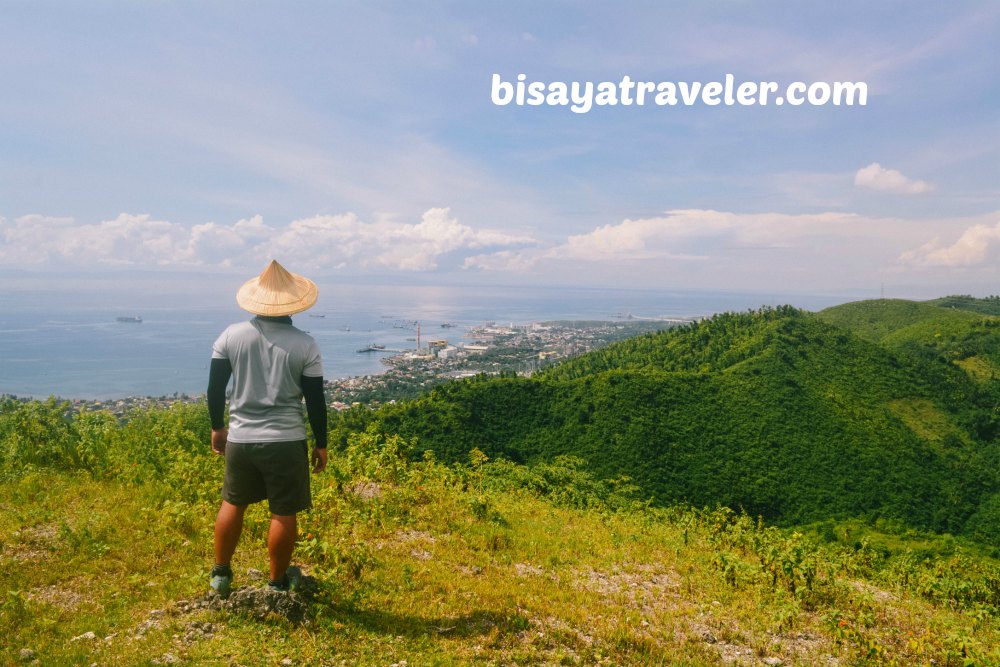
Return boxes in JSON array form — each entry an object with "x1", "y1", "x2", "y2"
[
  {"x1": 356, "y1": 344, "x2": 387, "y2": 353},
  {"x1": 116, "y1": 316, "x2": 142, "y2": 323}
]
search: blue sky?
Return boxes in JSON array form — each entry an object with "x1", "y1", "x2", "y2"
[{"x1": 0, "y1": 1, "x2": 997, "y2": 296}]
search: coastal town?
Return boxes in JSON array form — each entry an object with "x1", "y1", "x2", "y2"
[
  {"x1": 2, "y1": 317, "x2": 691, "y2": 417},
  {"x1": 327, "y1": 317, "x2": 687, "y2": 407}
]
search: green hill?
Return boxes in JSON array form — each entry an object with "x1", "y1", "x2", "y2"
[
  {"x1": 815, "y1": 298, "x2": 985, "y2": 344},
  {"x1": 927, "y1": 294, "x2": 1000, "y2": 316},
  {"x1": 343, "y1": 306, "x2": 1000, "y2": 537},
  {"x1": 816, "y1": 298, "x2": 1000, "y2": 386}
]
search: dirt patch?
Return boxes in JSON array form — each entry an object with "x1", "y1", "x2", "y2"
[
  {"x1": 572, "y1": 564, "x2": 680, "y2": 606},
  {"x1": 847, "y1": 580, "x2": 897, "y2": 605},
  {"x1": 5, "y1": 524, "x2": 59, "y2": 561},
  {"x1": 395, "y1": 529, "x2": 436, "y2": 543},
  {"x1": 26, "y1": 583, "x2": 88, "y2": 611},
  {"x1": 347, "y1": 481, "x2": 382, "y2": 500},
  {"x1": 514, "y1": 562, "x2": 546, "y2": 578},
  {"x1": 686, "y1": 618, "x2": 841, "y2": 666}
]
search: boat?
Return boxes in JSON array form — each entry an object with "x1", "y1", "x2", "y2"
[
  {"x1": 116, "y1": 316, "x2": 142, "y2": 323},
  {"x1": 356, "y1": 344, "x2": 387, "y2": 353}
]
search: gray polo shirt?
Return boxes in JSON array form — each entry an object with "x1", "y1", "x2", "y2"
[{"x1": 211, "y1": 317, "x2": 324, "y2": 443}]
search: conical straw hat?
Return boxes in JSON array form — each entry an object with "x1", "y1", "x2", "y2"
[{"x1": 236, "y1": 260, "x2": 318, "y2": 316}]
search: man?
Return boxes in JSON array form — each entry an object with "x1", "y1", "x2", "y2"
[{"x1": 206, "y1": 259, "x2": 328, "y2": 598}]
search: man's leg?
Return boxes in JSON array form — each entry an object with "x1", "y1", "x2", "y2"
[
  {"x1": 214, "y1": 500, "x2": 247, "y2": 566},
  {"x1": 268, "y1": 513, "x2": 297, "y2": 582}
]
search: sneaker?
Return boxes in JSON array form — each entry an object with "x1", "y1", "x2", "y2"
[
  {"x1": 267, "y1": 565, "x2": 302, "y2": 593},
  {"x1": 210, "y1": 566, "x2": 233, "y2": 599}
]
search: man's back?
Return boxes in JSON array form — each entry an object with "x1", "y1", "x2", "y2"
[{"x1": 212, "y1": 316, "x2": 323, "y2": 443}]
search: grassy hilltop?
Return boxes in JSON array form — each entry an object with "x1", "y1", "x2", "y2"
[
  {"x1": 4, "y1": 401, "x2": 1000, "y2": 665},
  {"x1": 5, "y1": 295, "x2": 1000, "y2": 664}
]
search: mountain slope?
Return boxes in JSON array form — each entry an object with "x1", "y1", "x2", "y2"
[
  {"x1": 817, "y1": 298, "x2": 1000, "y2": 387},
  {"x1": 355, "y1": 307, "x2": 999, "y2": 533},
  {"x1": 926, "y1": 294, "x2": 1000, "y2": 316}
]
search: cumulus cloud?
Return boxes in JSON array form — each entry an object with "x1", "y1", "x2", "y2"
[
  {"x1": 854, "y1": 162, "x2": 934, "y2": 194},
  {"x1": 0, "y1": 208, "x2": 535, "y2": 272},
  {"x1": 545, "y1": 209, "x2": 851, "y2": 262},
  {"x1": 900, "y1": 221, "x2": 1000, "y2": 267}
]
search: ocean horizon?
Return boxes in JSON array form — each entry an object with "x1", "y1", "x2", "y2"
[{"x1": 0, "y1": 281, "x2": 853, "y2": 400}]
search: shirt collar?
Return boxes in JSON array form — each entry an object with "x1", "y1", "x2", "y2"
[{"x1": 254, "y1": 315, "x2": 293, "y2": 325}]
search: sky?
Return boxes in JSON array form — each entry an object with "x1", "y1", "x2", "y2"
[{"x1": 0, "y1": 1, "x2": 998, "y2": 298}]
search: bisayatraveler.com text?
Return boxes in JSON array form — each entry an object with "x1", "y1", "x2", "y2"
[{"x1": 491, "y1": 74, "x2": 868, "y2": 113}]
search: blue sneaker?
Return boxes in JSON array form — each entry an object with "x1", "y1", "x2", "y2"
[
  {"x1": 268, "y1": 565, "x2": 302, "y2": 593},
  {"x1": 210, "y1": 566, "x2": 233, "y2": 599}
]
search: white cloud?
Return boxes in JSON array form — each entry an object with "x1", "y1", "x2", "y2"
[
  {"x1": 545, "y1": 209, "x2": 851, "y2": 262},
  {"x1": 461, "y1": 208, "x2": 1000, "y2": 291},
  {"x1": 7, "y1": 206, "x2": 1000, "y2": 293},
  {"x1": 0, "y1": 208, "x2": 535, "y2": 272},
  {"x1": 854, "y1": 162, "x2": 934, "y2": 194},
  {"x1": 463, "y1": 250, "x2": 540, "y2": 272},
  {"x1": 900, "y1": 221, "x2": 1000, "y2": 267}
]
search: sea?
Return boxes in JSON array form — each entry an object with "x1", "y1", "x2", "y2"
[{"x1": 0, "y1": 280, "x2": 852, "y2": 400}]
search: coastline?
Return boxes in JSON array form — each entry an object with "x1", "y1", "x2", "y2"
[{"x1": 1, "y1": 318, "x2": 685, "y2": 411}]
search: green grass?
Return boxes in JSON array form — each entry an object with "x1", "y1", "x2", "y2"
[{"x1": 4, "y1": 404, "x2": 1000, "y2": 665}]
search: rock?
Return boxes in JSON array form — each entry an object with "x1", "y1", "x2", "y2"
[
  {"x1": 161, "y1": 653, "x2": 181, "y2": 664},
  {"x1": 169, "y1": 575, "x2": 316, "y2": 626},
  {"x1": 18, "y1": 649, "x2": 34, "y2": 661},
  {"x1": 71, "y1": 632, "x2": 96, "y2": 642},
  {"x1": 281, "y1": 659, "x2": 293, "y2": 666},
  {"x1": 222, "y1": 576, "x2": 317, "y2": 625},
  {"x1": 763, "y1": 659, "x2": 783, "y2": 666},
  {"x1": 247, "y1": 568, "x2": 266, "y2": 582}
]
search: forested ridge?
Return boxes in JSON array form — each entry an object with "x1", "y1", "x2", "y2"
[{"x1": 335, "y1": 301, "x2": 1000, "y2": 541}]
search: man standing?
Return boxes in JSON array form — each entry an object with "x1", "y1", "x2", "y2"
[{"x1": 206, "y1": 260, "x2": 328, "y2": 597}]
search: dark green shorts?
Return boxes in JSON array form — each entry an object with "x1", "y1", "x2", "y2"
[{"x1": 221, "y1": 440, "x2": 311, "y2": 516}]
